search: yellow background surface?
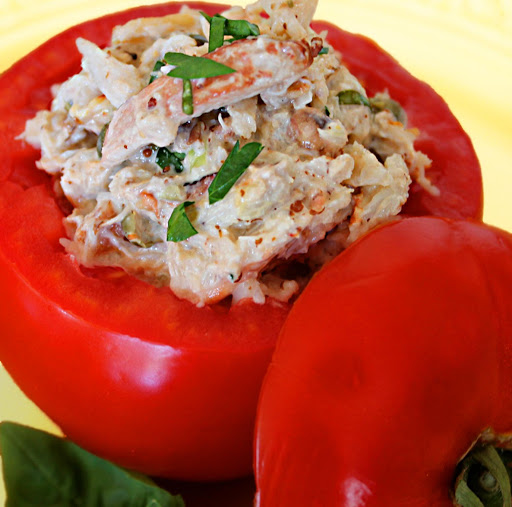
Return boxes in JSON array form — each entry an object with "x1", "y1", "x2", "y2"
[{"x1": 1, "y1": 0, "x2": 511, "y2": 503}]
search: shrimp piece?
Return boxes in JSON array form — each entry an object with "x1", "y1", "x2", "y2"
[{"x1": 101, "y1": 36, "x2": 322, "y2": 167}]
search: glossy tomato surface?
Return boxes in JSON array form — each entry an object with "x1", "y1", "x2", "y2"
[
  {"x1": 255, "y1": 217, "x2": 512, "y2": 506},
  {"x1": 0, "y1": 2, "x2": 482, "y2": 480}
]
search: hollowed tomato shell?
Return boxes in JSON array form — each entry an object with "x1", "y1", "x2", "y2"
[{"x1": 0, "y1": 2, "x2": 482, "y2": 480}]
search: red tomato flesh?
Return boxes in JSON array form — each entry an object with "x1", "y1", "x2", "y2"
[
  {"x1": 0, "y1": 3, "x2": 482, "y2": 480},
  {"x1": 255, "y1": 217, "x2": 512, "y2": 505}
]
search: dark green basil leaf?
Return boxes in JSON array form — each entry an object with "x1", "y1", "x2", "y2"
[
  {"x1": 201, "y1": 11, "x2": 260, "y2": 51},
  {"x1": 149, "y1": 60, "x2": 165, "y2": 84},
  {"x1": 209, "y1": 141, "x2": 263, "y2": 205},
  {"x1": 224, "y1": 18, "x2": 260, "y2": 40},
  {"x1": 337, "y1": 89, "x2": 371, "y2": 108},
  {"x1": 96, "y1": 123, "x2": 109, "y2": 158},
  {"x1": 164, "y1": 52, "x2": 236, "y2": 79},
  {"x1": 0, "y1": 422, "x2": 185, "y2": 507},
  {"x1": 318, "y1": 47, "x2": 329, "y2": 55},
  {"x1": 199, "y1": 11, "x2": 212, "y2": 23},
  {"x1": 156, "y1": 147, "x2": 186, "y2": 173},
  {"x1": 209, "y1": 15, "x2": 226, "y2": 52},
  {"x1": 167, "y1": 202, "x2": 198, "y2": 242}
]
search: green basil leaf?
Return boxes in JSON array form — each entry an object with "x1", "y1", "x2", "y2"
[
  {"x1": 167, "y1": 202, "x2": 198, "y2": 242},
  {"x1": 164, "y1": 52, "x2": 236, "y2": 80},
  {"x1": 202, "y1": 12, "x2": 259, "y2": 49},
  {"x1": 208, "y1": 141, "x2": 263, "y2": 205},
  {"x1": 163, "y1": 52, "x2": 191, "y2": 67},
  {"x1": 318, "y1": 47, "x2": 329, "y2": 55},
  {"x1": 200, "y1": 11, "x2": 212, "y2": 23},
  {"x1": 96, "y1": 123, "x2": 109, "y2": 158},
  {"x1": 156, "y1": 147, "x2": 186, "y2": 173},
  {"x1": 209, "y1": 15, "x2": 226, "y2": 52},
  {"x1": 149, "y1": 60, "x2": 165, "y2": 84},
  {"x1": 338, "y1": 89, "x2": 371, "y2": 108},
  {"x1": 224, "y1": 18, "x2": 260, "y2": 40},
  {"x1": 0, "y1": 422, "x2": 185, "y2": 507}
]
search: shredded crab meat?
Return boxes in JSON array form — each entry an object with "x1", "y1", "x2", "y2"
[
  {"x1": 22, "y1": 0, "x2": 435, "y2": 307},
  {"x1": 101, "y1": 36, "x2": 322, "y2": 166}
]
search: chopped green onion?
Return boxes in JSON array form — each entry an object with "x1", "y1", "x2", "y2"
[
  {"x1": 167, "y1": 202, "x2": 198, "y2": 242},
  {"x1": 149, "y1": 60, "x2": 165, "y2": 84},
  {"x1": 325, "y1": 106, "x2": 331, "y2": 117},
  {"x1": 209, "y1": 141, "x2": 264, "y2": 205},
  {"x1": 209, "y1": 15, "x2": 226, "y2": 52},
  {"x1": 319, "y1": 47, "x2": 329, "y2": 55},
  {"x1": 182, "y1": 79, "x2": 194, "y2": 115},
  {"x1": 96, "y1": 123, "x2": 109, "y2": 158},
  {"x1": 337, "y1": 90, "x2": 371, "y2": 108},
  {"x1": 156, "y1": 148, "x2": 186, "y2": 173},
  {"x1": 164, "y1": 52, "x2": 236, "y2": 79}
]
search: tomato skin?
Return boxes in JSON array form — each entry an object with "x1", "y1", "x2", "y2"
[
  {"x1": 255, "y1": 217, "x2": 512, "y2": 506},
  {"x1": 0, "y1": 2, "x2": 483, "y2": 481},
  {"x1": 0, "y1": 183, "x2": 288, "y2": 480}
]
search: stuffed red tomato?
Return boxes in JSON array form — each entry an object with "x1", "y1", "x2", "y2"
[{"x1": 0, "y1": 0, "x2": 482, "y2": 480}]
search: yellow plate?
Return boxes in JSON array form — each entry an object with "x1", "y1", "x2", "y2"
[{"x1": 1, "y1": 0, "x2": 511, "y2": 503}]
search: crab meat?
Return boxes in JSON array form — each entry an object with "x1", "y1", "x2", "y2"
[{"x1": 101, "y1": 36, "x2": 322, "y2": 167}]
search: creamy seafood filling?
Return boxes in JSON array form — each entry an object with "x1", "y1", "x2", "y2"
[{"x1": 23, "y1": 0, "x2": 434, "y2": 306}]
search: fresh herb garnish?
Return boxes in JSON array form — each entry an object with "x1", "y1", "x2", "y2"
[
  {"x1": 156, "y1": 147, "x2": 186, "y2": 173},
  {"x1": 96, "y1": 123, "x2": 109, "y2": 158},
  {"x1": 209, "y1": 15, "x2": 226, "y2": 52},
  {"x1": 201, "y1": 12, "x2": 260, "y2": 52},
  {"x1": 167, "y1": 201, "x2": 198, "y2": 242},
  {"x1": 319, "y1": 47, "x2": 329, "y2": 55},
  {"x1": 0, "y1": 422, "x2": 185, "y2": 507},
  {"x1": 164, "y1": 52, "x2": 236, "y2": 79},
  {"x1": 149, "y1": 60, "x2": 165, "y2": 84},
  {"x1": 182, "y1": 78, "x2": 194, "y2": 115},
  {"x1": 209, "y1": 141, "x2": 263, "y2": 205},
  {"x1": 159, "y1": 52, "x2": 235, "y2": 114},
  {"x1": 337, "y1": 89, "x2": 371, "y2": 108},
  {"x1": 325, "y1": 106, "x2": 331, "y2": 117}
]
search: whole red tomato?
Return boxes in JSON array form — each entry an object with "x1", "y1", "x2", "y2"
[
  {"x1": 0, "y1": 3, "x2": 483, "y2": 480},
  {"x1": 255, "y1": 217, "x2": 512, "y2": 505}
]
